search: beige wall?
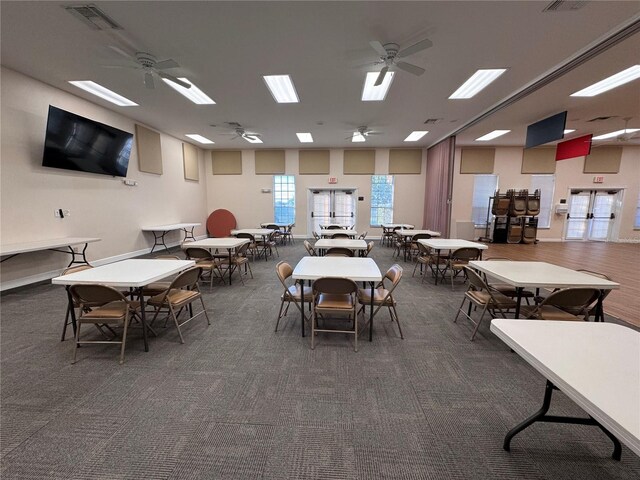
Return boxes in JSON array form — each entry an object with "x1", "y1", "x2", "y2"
[
  {"x1": 450, "y1": 146, "x2": 640, "y2": 241},
  {"x1": 0, "y1": 67, "x2": 208, "y2": 289},
  {"x1": 205, "y1": 149, "x2": 427, "y2": 237}
]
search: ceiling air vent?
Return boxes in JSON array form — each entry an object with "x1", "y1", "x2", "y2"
[
  {"x1": 587, "y1": 116, "x2": 615, "y2": 122},
  {"x1": 423, "y1": 118, "x2": 441, "y2": 125},
  {"x1": 543, "y1": 1, "x2": 588, "y2": 12},
  {"x1": 64, "y1": 4, "x2": 123, "y2": 30}
]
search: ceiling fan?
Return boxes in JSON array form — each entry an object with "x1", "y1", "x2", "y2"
[
  {"x1": 369, "y1": 38, "x2": 433, "y2": 86},
  {"x1": 593, "y1": 117, "x2": 640, "y2": 144},
  {"x1": 103, "y1": 48, "x2": 189, "y2": 89},
  {"x1": 346, "y1": 126, "x2": 382, "y2": 141},
  {"x1": 219, "y1": 122, "x2": 262, "y2": 141}
]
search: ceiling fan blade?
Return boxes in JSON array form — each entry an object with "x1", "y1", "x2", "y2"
[
  {"x1": 154, "y1": 59, "x2": 180, "y2": 70},
  {"x1": 144, "y1": 72, "x2": 155, "y2": 89},
  {"x1": 101, "y1": 62, "x2": 139, "y2": 69},
  {"x1": 365, "y1": 131, "x2": 383, "y2": 135},
  {"x1": 369, "y1": 40, "x2": 388, "y2": 56},
  {"x1": 374, "y1": 67, "x2": 389, "y2": 86},
  {"x1": 396, "y1": 61, "x2": 425, "y2": 76},
  {"x1": 158, "y1": 72, "x2": 191, "y2": 89},
  {"x1": 398, "y1": 38, "x2": 433, "y2": 58},
  {"x1": 107, "y1": 44, "x2": 136, "y2": 60}
]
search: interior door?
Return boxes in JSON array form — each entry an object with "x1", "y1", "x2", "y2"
[
  {"x1": 564, "y1": 189, "x2": 619, "y2": 241},
  {"x1": 564, "y1": 191, "x2": 591, "y2": 240},
  {"x1": 588, "y1": 191, "x2": 617, "y2": 241},
  {"x1": 310, "y1": 189, "x2": 356, "y2": 234}
]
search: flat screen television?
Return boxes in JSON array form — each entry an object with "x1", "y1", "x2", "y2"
[
  {"x1": 42, "y1": 105, "x2": 133, "y2": 177},
  {"x1": 525, "y1": 111, "x2": 567, "y2": 149}
]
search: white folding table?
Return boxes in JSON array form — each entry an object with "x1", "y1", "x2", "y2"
[
  {"x1": 182, "y1": 237, "x2": 250, "y2": 285},
  {"x1": 469, "y1": 260, "x2": 619, "y2": 319},
  {"x1": 314, "y1": 239, "x2": 368, "y2": 256},
  {"x1": 142, "y1": 223, "x2": 201, "y2": 253},
  {"x1": 0, "y1": 237, "x2": 101, "y2": 266},
  {"x1": 418, "y1": 238, "x2": 487, "y2": 283},
  {"x1": 292, "y1": 256, "x2": 382, "y2": 341},
  {"x1": 52, "y1": 259, "x2": 195, "y2": 352},
  {"x1": 491, "y1": 319, "x2": 640, "y2": 460},
  {"x1": 319, "y1": 229, "x2": 358, "y2": 238}
]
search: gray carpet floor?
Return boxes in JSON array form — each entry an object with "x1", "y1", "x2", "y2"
[{"x1": 1, "y1": 241, "x2": 639, "y2": 479}]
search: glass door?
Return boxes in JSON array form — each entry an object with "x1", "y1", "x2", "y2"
[
  {"x1": 564, "y1": 189, "x2": 620, "y2": 241},
  {"x1": 309, "y1": 189, "x2": 356, "y2": 234}
]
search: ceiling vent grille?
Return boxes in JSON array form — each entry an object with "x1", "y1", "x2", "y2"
[
  {"x1": 423, "y1": 118, "x2": 441, "y2": 124},
  {"x1": 543, "y1": 1, "x2": 588, "y2": 12},
  {"x1": 64, "y1": 4, "x2": 123, "y2": 30},
  {"x1": 587, "y1": 116, "x2": 615, "y2": 122}
]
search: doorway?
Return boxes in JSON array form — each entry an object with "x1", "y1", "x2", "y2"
[
  {"x1": 563, "y1": 189, "x2": 622, "y2": 241},
  {"x1": 308, "y1": 189, "x2": 357, "y2": 234}
]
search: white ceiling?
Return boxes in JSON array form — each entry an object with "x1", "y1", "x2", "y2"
[{"x1": 1, "y1": 1, "x2": 639, "y2": 149}]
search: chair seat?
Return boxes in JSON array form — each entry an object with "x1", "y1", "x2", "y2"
[
  {"x1": 466, "y1": 290, "x2": 516, "y2": 308},
  {"x1": 81, "y1": 301, "x2": 128, "y2": 320},
  {"x1": 522, "y1": 305, "x2": 583, "y2": 321},
  {"x1": 357, "y1": 288, "x2": 394, "y2": 306},
  {"x1": 143, "y1": 281, "x2": 171, "y2": 296},
  {"x1": 492, "y1": 285, "x2": 535, "y2": 298},
  {"x1": 149, "y1": 289, "x2": 200, "y2": 308},
  {"x1": 316, "y1": 293, "x2": 355, "y2": 310},
  {"x1": 283, "y1": 285, "x2": 312, "y2": 301}
]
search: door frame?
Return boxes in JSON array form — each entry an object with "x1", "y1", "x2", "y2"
[
  {"x1": 562, "y1": 187, "x2": 625, "y2": 242},
  {"x1": 307, "y1": 187, "x2": 359, "y2": 236}
]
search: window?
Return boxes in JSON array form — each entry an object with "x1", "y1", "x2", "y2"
[
  {"x1": 635, "y1": 193, "x2": 640, "y2": 229},
  {"x1": 370, "y1": 175, "x2": 394, "y2": 226},
  {"x1": 472, "y1": 174, "x2": 498, "y2": 227},
  {"x1": 530, "y1": 174, "x2": 555, "y2": 228},
  {"x1": 273, "y1": 175, "x2": 295, "y2": 224}
]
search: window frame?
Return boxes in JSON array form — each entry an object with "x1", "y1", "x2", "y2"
[
  {"x1": 272, "y1": 175, "x2": 295, "y2": 224},
  {"x1": 370, "y1": 175, "x2": 394, "y2": 227}
]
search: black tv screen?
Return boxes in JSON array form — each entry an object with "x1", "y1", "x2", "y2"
[
  {"x1": 42, "y1": 106, "x2": 133, "y2": 177},
  {"x1": 525, "y1": 111, "x2": 567, "y2": 149}
]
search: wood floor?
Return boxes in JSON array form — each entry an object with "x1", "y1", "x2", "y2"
[{"x1": 484, "y1": 242, "x2": 640, "y2": 327}]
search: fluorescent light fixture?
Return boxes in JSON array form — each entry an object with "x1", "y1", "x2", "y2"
[
  {"x1": 162, "y1": 77, "x2": 215, "y2": 104},
  {"x1": 185, "y1": 134, "x2": 214, "y2": 144},
  {"x1": 262, "y1": 75, "x2": 299, "y2": 103},
  {"x1": 592, "y1": 128, "x2": 640, "y2": 140},
  {"x1": 475, "y1": 130, "x2": 510, "y2": 141},
  {"x1": 68, "y1": 80, "x2": 137, "y2": 106},
  {"x1": 404, "y1": 131, "x2": 429, "y2": 142},
  {"x1": 296, "y1": 132, "x2": 313, "y2": 143},
  {"x1": 571, "y1": 65, "x2": 640, "y2": 97},
  {"x1": 449, "y1": 69, "x2": 507, "y2": 99},
  {"x1": 352, "y1": 132, "x2": 366, "y2": 142},
  {"x1": 563, "y1": 129, "x2": 575, "y2": 134},
  {"x1": 243, "y1": 135, "x2": 263, "y2": 144},
  {"x1": 361, "y1": 71, "x2": 395, "y2": 101}
]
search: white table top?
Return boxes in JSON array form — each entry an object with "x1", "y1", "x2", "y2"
[
  {"x1": 51, "y1": 259, "x2": 195, "y2": 288},
  {"x1": 419, "y1": 238, "x2": 488, "y2": 250},
  {"x1": 231, "y1": 229, "x2": 274, "y2": 237},
  {"x1": 469, "y1": 261, "x2": 620, "y2": 289},
  {"x1": 397, "y1": 229, "x2": 441, "y2": 237},
  {"x1": 319, "y1": 229, "x2": 358, "y2": 237},
  {"x1": 490, "y1": 319, "x2": 640, "y2": 457},
  {"x1": 314, "y1": 239, "x2": 368, "y2": 250},
  {"x1": 1, "y1": 237, "x2": 101, "y2": 256},
  {"x1": 141, "y1": 223, "x2": 200, "y2": 231},
  {"x1": 293, "y1": 256, "x2": 382, "y2": 282},
  {"x1": 382, "y1": 224, "x2": 415, "y2": 229},
  {"x1": 182, "y1": 237, "x2": 249, "y2": 249}
]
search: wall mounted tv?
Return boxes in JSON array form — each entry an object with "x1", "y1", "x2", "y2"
[
  {"x1": 525, "y1": 111, "x2": 567, "y2": 149},
  {"x1": 42, "y1": 105, "x2": 133, "y2": 177}
]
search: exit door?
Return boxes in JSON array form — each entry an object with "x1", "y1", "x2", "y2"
[
  {"x1": 309, "y1": 189, "x2": 356, "y2": 234},
  {"x1": 564, "y1": 189, "x2": 621, "y2": 241}
]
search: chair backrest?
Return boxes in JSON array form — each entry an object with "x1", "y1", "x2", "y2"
[
  {"x1": 463, "y1": 266, "x2": 490, "y2": 292},
  {"x1": 70, "y1": 284, "x2": 126, "y2": 308},
  {"x1": 235, "y1": 241, "x2": 249, "y2": 257},
  {"x1": 365, "y1": 241, "x2": 374, "y2": 256},
  {"x1": 236, "y1": 232, "x2": 256, "y2": 242},
  {"x1": 484, "y1": 257, "x2": 511, "y2": 261},
  {"x1": 265, "y1": 224, "x2": 280, "y2": 231},
  {"x1": 312, "y1": 277, "x2": 358, "y2": 297},
  {"x1": 416, "y1": 242, "x2": 431, "y2": 256},
  {"x1": 303, "y1": 240, "x2": 316, "y2": 256},
  {"x1": 155, "y1": 255, "x2": 181, "y2": 260},
  {"x1": 62, "y1": 264, "x2": 93, "y2": 276},
  {"x1": 326, "y1": 247, "x2": 354, "y2": 257},
  {"x1": 411, "y1": 233, "x2": 432, "y2": 242},
  {"x1": 331, "y1": 233, "x2": 351, "y2": 239},
  {"x1": 576, "y1": 270, "x2": 613, "y2": 304},
  {"x1": 275, "y1": 261, "x2": 293, "y2": 289},
  {"x1": 541, "y1": 287, "x2": 600, "y2": 311},
  {"x1": 185, "y1": 247, "x2": 213, "y2": 261},
  {"x1": 451, "y1": 247, "x2": 481, "y2": 261},
  {"x1": 312, "y1": 231, "x2": 320, "y2": 240},
  {"x1": 383, "y1": 264, "x2": 403, "y2": 293},
  {"x1": 358, "y1": 231, "x2": 368, "y2": 240},
  {"x1": 327, "y1": 225, "x2": 341, "y2": 230},
  {"x1": 168, "y1": 266, "x2": 203, "y2": 291}
]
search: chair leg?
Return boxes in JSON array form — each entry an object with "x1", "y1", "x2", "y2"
[
  {"x1": 119, "y1": 316, "x2": 130, "y2": 365},
  {"x1": 200, "y1": 298, "x2": 211, "y2": 325},
  {"x1": 246, "y1": 261, "x2": 253, "y2": 279},
  {"x1": 470, "y1": 304, "x2": 489, "y2": 341},
  {"x1": 354, "y1": 310, "x2": 358, "y2": 352},
  {"x1": 169, "y1": 305, "x2": 185, "y2": 344},
  {"x1": 390, "y1": 304, "x2": 403, "y2": 339},
  {"x1": 275, "y1": 299, "x2": 286, "y2": 332},
  {"x1": 454, "y1": 295, "x2": 468, "y2": 323},
  {"x1": 311, "y1": 309, "x2": 316, "y2": 350},
  {"x1": 72, "y1": 321, "x2": 82, "y2": 364}
]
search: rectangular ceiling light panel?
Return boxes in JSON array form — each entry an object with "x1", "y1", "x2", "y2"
[
  {"x1": 449, "y1": 69, "x2": 507, "y2": 99},
  {"x1": 68, "y1": 81, "x2": 137, "y2": 106},
  {"x1": 571, "y1": 65, "x2": 640, "y2": 97},
  {"x1": 362, "y1": 71, "x2": 395, "y2": 101},
  {"x1": 352, "y1": 132, "x2": 366, "y2": 142},
  {"x1": 263, "y1": 75, "x2": 299, "y2": 103},
  {"x1": 162, "y1": 77, "x2": 216, "y2": 104},
  {"x1": 404, "y1": 131, "x2": 429, "y2": 142},
  {"x1": 563, "y1": 129, "x2": 576, "y2": 134},
  {"x1": 243, "y1": 135, "x2": 263, "y2": 144},
  {"x1": 475, "y1": 130, "x2": 510, "y2": 141},
  {"x1": 185, "y1": 134, "x2": 214, "y2": 144},
  {"x1": 592, "y1": 128, "x2": 640, "y2": 140},
  {"x1": 296, "y1": 132, "x2": 313, "y2": 143}
]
